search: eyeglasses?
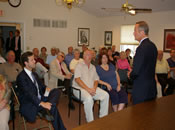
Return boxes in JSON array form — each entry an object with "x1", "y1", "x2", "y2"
[{"x1": 60, "y1": 55, "x2": 65, "y2": 58}]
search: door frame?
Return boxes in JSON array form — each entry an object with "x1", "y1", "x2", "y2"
[{"x1": 0, "y1": 21, "x2": 25, "y2": 53}]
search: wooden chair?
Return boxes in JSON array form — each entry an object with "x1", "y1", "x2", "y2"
[{"x1": 11, "y1": 83, "x2": 52, "y2": 130}]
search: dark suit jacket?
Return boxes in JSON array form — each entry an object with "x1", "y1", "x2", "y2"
[
  {"x1": 11, "y1": 36, "x2": 21, "y2": 53},
  {"x1": 16, "y1": 70, "x2": 46, "y2": 122},
  {"x1": 6, "y1": 37, "x2": 13, "y2": 52},
  {"x1": 130, "y1": 38, "x2": 158, "y2": 104}
]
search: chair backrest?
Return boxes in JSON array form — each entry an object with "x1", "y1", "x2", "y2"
[
  {"x1": 11, "y1": 82, "x2": 20, "y2": 105},
  {"x1": 118, "y1": 69, "x2": 128, "y2": 83}
]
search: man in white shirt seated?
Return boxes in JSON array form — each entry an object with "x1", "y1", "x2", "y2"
[
  {"x1": 73, "y1": 50, "x2": 109, "y2": 122},
  {"x1": 69, "y1": 49, "x2": 83, "y2": 74},
  {"x1": 0, "y1": 54, "x2": 6, "y2": 64},
  {"x1": 156, "y1": 50, "x2": 170, "y2": 96}
]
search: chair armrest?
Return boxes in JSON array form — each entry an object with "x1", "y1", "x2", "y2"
[
  {"x1": 98, "y1": 84, "x2": 107, "y2": 91},
  {"x1": 71, "y1": 87, "x2": 81, "y2": 102}
]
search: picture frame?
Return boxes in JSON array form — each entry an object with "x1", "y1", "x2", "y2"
[
  {"x1": 163, "y1": 29, "x2": 175, "y2": 52},
  {"x1": 78, "y1": 28, "x2": 90, "y2": 46},
  {"x1": 104, "y1": 31, "x2": 112, "y2": 46}
]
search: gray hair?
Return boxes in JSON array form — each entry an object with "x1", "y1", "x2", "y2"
[
  {"x1": 136, "y1": 21, "x2": 149, "y2": 35},
  {"x1": 74, "y1": 49, "x2": 80, "y2": 54},
  {"x1": 57, "y1": 51, "x2": 65, "y2": 56}
]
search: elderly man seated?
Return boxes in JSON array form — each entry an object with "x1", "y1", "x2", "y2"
[
  {"x1": 0, "y1": 54, "x2": 6, "y2": 64},
  {"x1": 0, "y1": 50, "x2": 22, "y2": 86},
  {"x1": 65, "y1": 46, "x2": 74, "y2": 69},
  {"x1": 156, "y1": 50, "x2": 170, "y2": 96},
  {"x1": 167, "y1": 49, "x2": 175, "y2": 95},
  {"x1": 69, "y1": 49, "x2": 83, "y2": 74},
  {"x1": 0, "y1": 75, "x2": 11, "y2": 130},
  {"x1": 73, "y1": 50, "x2": 109, "y2": 122},
  {"x1": 49, "y1": 52, "x2": 74, "y2": 109},
  {"x1": 46, "y1": 47, "x2": 57, "y2": 65},
  {"x1": 33, "y1": 48, "x2": 49, "y2": 86}
]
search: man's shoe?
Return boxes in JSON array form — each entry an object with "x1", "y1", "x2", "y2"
[
  {"x1": 38, "y1": 109, "x2": 54, "y2": 121},
  {"x1": 69, "y1": 103, "x2": 75, "y2": 110}
]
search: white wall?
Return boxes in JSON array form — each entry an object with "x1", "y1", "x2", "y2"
[
  {"x1": 1, "y1": 0, "x2": 175, "y2": 58},
  {"x1": 98, "y1": 10, "x2": 175, "y2": 59},
  {"x1": 0, "y1": 0, "x2": 101, "y2": 53}
]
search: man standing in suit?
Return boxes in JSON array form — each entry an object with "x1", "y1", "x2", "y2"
[
  {"x1": 129, "y1": 21, "x2": 158, "y2": 105},
  {"x1": 17, "y1": 51, "x2": 66, "y2": 130},
  {"x1": 11, "y1": 30, "x2": 21, "y2": 63},
  {"x1": 5, "y1": 31, "x2": 13, "y2": 53}
]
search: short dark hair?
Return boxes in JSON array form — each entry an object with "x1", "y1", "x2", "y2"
[
  {"x1": 136, "y1": 21, "x2": 149, "y2": 35},
  {"x1": 98, "y1": 53, "x2": 110, "y2": 65},
  {"x1": 41, "y1": 47, "x2": 47, "y2": 51},
  {"x1": 125, "y1": 48, "x2": 131, "y2": 52},
  {"x1": 9, "y1": 31, "x2": 13, "y2": 34},
  {"x1": 15, "y1": 29, "x2": 20, "y2": 34},
  {"x1": 21, "y1": 51, "x2": 33, "y2": 67}
]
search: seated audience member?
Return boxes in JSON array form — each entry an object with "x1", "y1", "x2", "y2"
[
  {"x1": 167, "y1": 49, "x2": 175, "y2": 95},
  {"x1": 73, "y1": 50, "x2": 109, "y2": 122},
  {"x1": 46, "y1": 47, "x2": 57, "y2": 65},
  {"x1": 55, "y1": 48, "x2": 60, "y2": 55},
  {"x1": 156, "y1": 50, "x2": 170, "y2": 96},
  {"x1": 80, "y1": 44, "x2": 88, "y2": 58},
  {"x1": 117, "y1": 51, "x2": 131, "y2": 82},
  {"x1": 107, "y1": 48, "x2": 116, "y2": 65},
  {"x1": 65, "y1": 46, "x2": 74, "y2": 68},
  {"x1": 0, "y1": 50, "x2": 22, "y2": 85},
  {"x1": 49, "y1": 52, "x2": 74, "y2": 109},
  {"x1": 17, "y1": 51, "x2": 66, "y2": 130},
  {"x1": 39, "y1": 47, "x2": 48, "y2": 63},
  {"x1": 69, "y1": 49, "x2": 83, "y2": 74},
  {"x1": 96, "y1": 45, "x2": 104, "y2": 59},
  {"x1": 96, "y1": 54, "x2": 128, "y2": 112},
  {"x1": 117, "y1": 51, "x2": 131, "y2": 71},
  {"x1": 33, "y1": 48, "x2": 49, "y2": 86},
  {"x1": 91, "y1": 50, "x2": 98, "y2": 66},
  {"x1": 0, "y1": 75, "x2": 11, "y2": 130},
  {"x1": 0, "y1": 54, "x2": 6, "y2": 64},
  {"x1": 125, "y1": 48, "x2": 133, "y2": 67},
  {"x1": 111, "y1": 45, "x2": 120, "y2": 61}
]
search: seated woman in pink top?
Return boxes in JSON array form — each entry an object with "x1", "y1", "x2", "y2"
[
  {"x1": 116, "y1": 51, "x2": 131, "y2": 82},
  {"x1": 117, "y1": 51, "x2": 131, "y2": 71}
]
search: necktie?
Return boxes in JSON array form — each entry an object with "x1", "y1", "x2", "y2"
[
  {"x1": 31, "y1": 73, "x2": 41, "y2": 100},
  {"x1": 60, "y1": 63, "x2": 66, "y2": 75}
]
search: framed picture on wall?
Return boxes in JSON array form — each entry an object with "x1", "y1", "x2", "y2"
[
  {"x1": 78, "y1": 28, "x2": 90, "y2": 46},
  {"x1": 164, "y1": 29, "x2": 175, "y2": 52},
  {"x1": 104, "y1": 31, "x2": 112, "y2": 46}
]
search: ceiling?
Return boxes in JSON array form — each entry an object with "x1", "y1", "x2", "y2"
[{"x1": 80, "y1": 0, "x2": 175, "y2": 17}]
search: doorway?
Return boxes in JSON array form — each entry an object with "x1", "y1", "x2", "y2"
[{"x1": 0, "y1": 22, "x2": 24, "y2": 58}]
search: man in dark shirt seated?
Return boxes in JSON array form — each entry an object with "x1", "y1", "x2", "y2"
[{"x1": 167, "y1": 49, "x2": 175, "y2": 95}]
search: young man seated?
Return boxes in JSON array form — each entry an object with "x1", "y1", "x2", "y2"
[{"x1": 16, "y1": 51, "x2": 66, "y2": 130}]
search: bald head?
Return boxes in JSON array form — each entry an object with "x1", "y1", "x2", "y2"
[
  {"x1": 157, "y1": 50, "x2": 163, "y2": 61},
  {"x1": 7, "y1": 50, "x2": 15, "y2": 63},
  {"x1": 33, "y1": 48, "x2": 39, "y2": 58},
  {"x1": 83, "y1": 50, "x2": 92, "y2": 64}
]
